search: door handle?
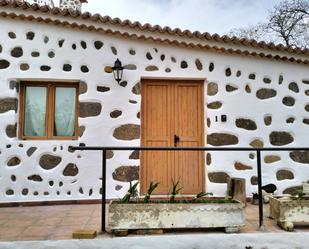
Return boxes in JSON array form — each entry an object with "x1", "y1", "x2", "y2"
[{"x1": 174, "y1": 135, "x2": 180, "y2": 147}]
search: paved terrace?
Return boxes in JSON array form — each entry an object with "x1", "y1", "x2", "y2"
[{"x1": 0, "y1": 203, "x2": 308, "y2": 241}]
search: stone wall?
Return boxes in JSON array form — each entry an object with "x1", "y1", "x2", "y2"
[{"x1": 0, "y1": 17, "x2": 308, "y2": 203}]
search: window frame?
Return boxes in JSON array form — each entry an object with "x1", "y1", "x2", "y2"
[{"x1": 19, "y1": 81, "x2": 79, "y2": 140}]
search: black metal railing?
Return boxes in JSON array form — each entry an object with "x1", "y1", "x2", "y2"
[{"x1": 69, "y1": 145, "x2": 308, "y2": 233}]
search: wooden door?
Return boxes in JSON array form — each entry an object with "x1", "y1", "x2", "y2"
[{"x1": 141, "y1": 79, "x2": 205, "y2": 195}]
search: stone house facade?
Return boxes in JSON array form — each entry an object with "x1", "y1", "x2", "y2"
[{"x1": 0, "y1": 0, "x2": 308, "y2": 203}]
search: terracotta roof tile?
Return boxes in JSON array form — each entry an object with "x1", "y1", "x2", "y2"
[{"x1": 0, "y1": 0, "x2": 308, "y2": 65}]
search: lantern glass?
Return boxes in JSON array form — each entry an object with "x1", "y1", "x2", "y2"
[{"x1": 112, "y1": 59, "x2": 124, "y2": 84}]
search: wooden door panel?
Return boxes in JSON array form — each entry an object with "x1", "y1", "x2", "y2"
[
  {"x1": 141, "y1": 80, "x2": 205, "y2": 195},
  {"x1": 174, "y1": 83, "x2": 204, "y2": 194},
  {"x1": 141, "y1": 82, "x2": 172, "y2": 194}
]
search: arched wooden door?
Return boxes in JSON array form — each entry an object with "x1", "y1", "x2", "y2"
[{"x1": 141, "y1": 79, "x2": 205, "y2": 195}]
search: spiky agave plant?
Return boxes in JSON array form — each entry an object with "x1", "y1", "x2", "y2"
[
  {"x1": 169, "y1": 179, "x2": 182, "y2": 203},
  {"x1": 144, "y1": 181, "x2": 159, "y2": 203},
  {"x1": 121, "y1": 181, "x2": 139, "y2": 203},
  {"x1": 195, "y1": 191, "x2": 213, "y2": 199}
]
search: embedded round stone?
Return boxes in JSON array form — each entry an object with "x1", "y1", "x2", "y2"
[
  {"x1": 256, "y1": 88, "x2": 277, "y2": 99},
  {"x1": 264, "y1": 116, "x2": 272, "y2": 126},
  {"x1": 251, "y1": 176, "x2": 258, "y2": 185},
  {"x1": 282, "y1": 96, "x2": 295, "y2": 106},
  {"x1": 171, "y1": 57, "x2": 176, "y2": 63},
  {"x1": 279, "y1": 75, "x2": 284, "y2": 84},
  {"x1": 146, "y1": 52, "x2": 152, "y2": 60},
  {"x1": 81, "y1": 65, "x2": 89, "y2": 73},
  {"x1": 235, "y1": 118, "x2": 257, "y2": 130},
  {"x1": 113, "y1": 124, "x2": 140, "y2": 140},
  {"x1": 40, "y1": 65, "x2": 51, "y2": 71},
  {"x1": 276, "y1": 170, "x2": 294, "y2": 181},
  {"x1": 39, "y1": 154, "x2": 62, "y2": 170},
  {"x1": 236, "y1": 70, "x2": 241, "y2": 77},
  {"x1": 245, "y1": 84, "x2": 251, "y2": 93},
  {"x1": 129, "y1": 150, "x2": 140, "y2": 159},
  {"x1": 195, "y1": 59, "x2": 203, "y2": 71},
  {"x1": 207, "y1": 82, "x2": 218, "y2": 96},
  {"x1": 283, "y1": 186, "x2": 301, "y2": 195},
  {"x1": 79, "y1": 102, "x2": 102, "y2": 117},
  {"x1": 26, "y1": 31, "x2": 35, "y2": 40},
  {"x1": 111, "y1": 46, "x2": 117, "y2": 55},
  {"x1": 303, "y1": 119, "x2": 309, "y2": 125},
  {"x1": 249, "y1": 139, "x2": 264, "y2": 148},
  {"x1": 263, "y1": 77, "x2": 271, "y2": 84},
  {"x1": 31, "y1": 51, "x2": 40, "y2": 57},
  {"x1": 180, "y1": 61, "x2": 188, "y2": 69},
  {"x1": 20, "y1": 63, "x2": 29, "y2": 71},
  {"x1": 115, "y1": 185, "x2": 123, "y2": 191},
  {"x1": 6, "y1": 123, "x2": 17, "y2": 138},
  {"x1": 234, "y1": 162, "x2": 253, "y2": 170},
  {"x1": 289, "y1": 151, "x2": 309, "y2": 164},
  {"x1": 97, "y1": 86, "x2": 110, "y2": 92},
  {"x1": 226, "y1": 84, "x2": 238, "y2": 92},
  {"x1": 207, "y1": 133, "x2": 239, "y2": 146},
  {"x1": 209, "y1": 62, "x2": 214, "y2": 72},
  {"x1": 206, "y1": 153, "x2": 211, "y2": 165},
  {"x1": 288, "y1": 82, "x2": 299, "y2": 93},
  {"x1": 123, "y1": 64, "x2": 137, "y2": 70},
  {"x1": 6, "y1": 189, "x2": 14, "y2": 195},
  {"x1": 145, "y1": 65, "x2": 159, "y2": 71},
  {"x1": 208, "y1": 172, "x2": 229, "y2": 183},
  {"x1": 11, "y1": 47, "x2": 23, "y2": 57},
  {"x1": 104, "y1": 66, "x2": 113, "y2": 73},
  {"x1": 63, "y1": 163, "x2": 79, "y2": 176},
  {"x1": 286, "y1": 117, "x2": 295, "y2": 123},
  {"x1": 269, "y1": 131, "x2": 294, "y2": 146},
  {"x1": 129, "y1": 49, "x2": 136, "y2": 55},
  {"x1": 207, "y1": 101, "x2": 222, "y2": 109},
  {"x1": 110, "y1": 110, "x2": 122, "y2": 118},
  {"x1": 132, "y1": 82, "x2": 141, "y2": 95},
  {"x1": 225, "y1": 68, "x2": 231, "y2": 77},
  {"x1": 0, "y1": 60, "x2": 10, "y2": 69},
  {"x1": 63, "y1": 64, "x2": 72, "y2": 72},
  {"x1": 94, "y1": 41, "x2": 103, "y2": 49},
  {"x1": 28, "y1": 175, "x2": 43, "y2": 182},
  {"x1": 78, "y1": 126, "x2": 86, "y2": 138},
  {"x1": 112, "y1": 166, "x2": 139, "y2": 182},
  {"x1": 207, "y1": 118, "x2": 211, "y2": 128},
  {"x1": 7, "y1": 157, "x2": 21, "y2": 166},
  {"x1": 107, "y1": 150, "x2": 114, "y2": 159},
  {"x1": 305, "y1": 104, "x2": 309, "y2": 112},
  {"x1": 79, "y1": 81, "x2": 88, "y2": 95},
  {"x1": 264, "y1": 155, "x2": 281, "y2": 163},
  {"x1": 26, "y1": 147, "x2": 37, "y2": 157},
  {"x1": 249, "y1": 73, "x2": 256, "y2": 80},
  {"x1": 302, "y1": 79, "x2": 309, "y2": 84},
  {"x1": 80, "y1": 41, "x2": 87, "y2": 49},
  {"x1": 249, "y1": 153, "x2": 255, "y2": 159},
  {"x1": 119, "y1": 81, "x2": 127, "y2": 87},
  {"x1": 165, "y1": 68, "x2": 171, "y2": 73},
  {"x1": 58, "y1": 39, "x2": 65, "y2": 47}
]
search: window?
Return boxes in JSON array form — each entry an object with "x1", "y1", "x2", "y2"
[{"x1": 19, "y1": 82, "x2": 79, "y2": 140}]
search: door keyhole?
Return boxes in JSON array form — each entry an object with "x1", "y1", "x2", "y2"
[{"x1": 174, "y1": 135, "x2": 180, "y2": 147}]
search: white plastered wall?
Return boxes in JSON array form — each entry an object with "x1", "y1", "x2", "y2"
[{"x1": 0, "y1": 17, "x2": 308, "y2": 203}]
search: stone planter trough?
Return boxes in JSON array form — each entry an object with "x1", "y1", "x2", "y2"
[
  {"x1": 269, "y1": 196, "x2": 309, "y2": 231},
  {"x1": 107, "y1": 200, "x2": 245, "y2": 233}
]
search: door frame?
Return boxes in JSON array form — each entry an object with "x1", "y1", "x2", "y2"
[{"x1": 140, "y1": 78, "x2": 206, "y2": 195}]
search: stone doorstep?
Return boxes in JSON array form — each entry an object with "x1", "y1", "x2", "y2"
[{"x1": 72, "y1": 230, "x2": 97, "y2": 239}]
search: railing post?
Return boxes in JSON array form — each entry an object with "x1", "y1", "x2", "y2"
[
  {"x1": 101, "y1": 149, "x2": 107, "y2": 233},
  {"x1": 256, "y1": 149, "x2": 263, "y2": 228}
]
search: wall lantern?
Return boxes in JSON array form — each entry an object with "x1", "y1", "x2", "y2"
[{"x1": 112, "y1": 58, "x2": 124, "y2": 84}]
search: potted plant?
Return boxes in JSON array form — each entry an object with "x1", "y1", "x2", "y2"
[
  {"x1": 107, "y1": 181, "x2": 245, "y2": 233},
  {"x1": 269, "y1": 183, "x2": 309, "y2": 231}
]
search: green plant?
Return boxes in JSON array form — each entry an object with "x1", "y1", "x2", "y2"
[
  {"x1": 121, "y1": 181, "x2": 139, "y2": 203},
  {"x1": 195, "y1": 191, "x2": 213, "y2": 199},
  {"x1": 169, "y1": 179, "x2": 182, "y2": 203},
  {"x1": 144, "y1": 181, "x2": 159, "y2": 203}
]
